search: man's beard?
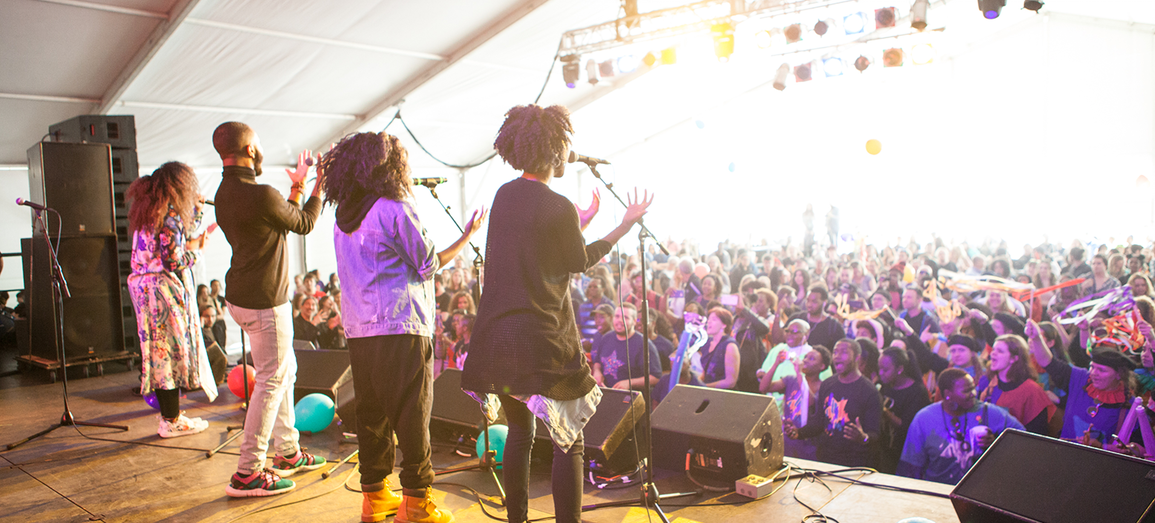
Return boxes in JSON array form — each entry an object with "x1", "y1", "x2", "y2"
[{"x1": 253, "y1": 148, "x2": 264, "y2": 176}]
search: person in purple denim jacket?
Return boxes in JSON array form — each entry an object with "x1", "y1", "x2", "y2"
[{"x1": 326, "y1": 132, "x2": 484, "y2": 523}]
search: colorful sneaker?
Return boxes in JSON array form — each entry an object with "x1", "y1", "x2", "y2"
[
  {"x1": 157, "y1": 414, "x2": 208, "y2": 438},
  {"x1": 270, "y1": 449, "x2": 326, "y2": 477},
  {"x1": 225, "y1": 469, "x2": 296, "y2": 498}
]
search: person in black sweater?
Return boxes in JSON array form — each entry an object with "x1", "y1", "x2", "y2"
[
  {"x1": 786, "y1": 338, "x2": 883, "y2": 467},
  {"x1": 790, "y1": 284, "x2": 844, "y2": 351},
  {"x1": 877, "y1": 347, "x2": 930, "y2": 473},
  {"x1": 462, "y1": 104, "x2": 653, "y2": 523}
]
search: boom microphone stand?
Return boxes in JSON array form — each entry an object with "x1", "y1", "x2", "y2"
[
  {"x1": 578, "y1": 163, "x2": 696, "y2": 523},
  {"x1": 6, "y1": 208, "x2": 128, "y2": 450},
  {"x1": 421, "y1": 180, "x2": 505, "y2": 504}
]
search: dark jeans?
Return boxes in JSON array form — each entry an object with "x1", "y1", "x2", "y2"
[
  {"x1": 348, "y1": 334, "x2": 434, "y2": 489},
  {"x1": 499, "y1": 395, "x2": 584, "y2": 523}
]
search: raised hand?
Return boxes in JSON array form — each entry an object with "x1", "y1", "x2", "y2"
[
  {"x1": 285, "y1": 149, "x2": 315, "y2": 185},
  {"x1": 894, "y1": 318, "x2": 914, "y2": 336},
  {"x1": 842, "y1": 416, "x2": 867, "y2": 443},
  {"x1": 622, "y1": 188, "x2": 654, "y2": 226},
  {"x1": 463, "y1": 207, "x2": 488, "y2": 238},
  {"x1": 576, "y1": 189, "x2": 600, "y2": 228},
  {"x1": 1024, "y1": 319, "x2": 1041, "y2": 339}
]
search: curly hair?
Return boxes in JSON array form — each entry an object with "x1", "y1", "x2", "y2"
[
  {"x1": 126, "y1": 161, "x2": 200, "y2": 235},
  {"x1": 493, "y1": 104, "x2": 573, "y2": 173},
  {"x1": 321, "y1": 132, "x2": 411, "y2": 206}
]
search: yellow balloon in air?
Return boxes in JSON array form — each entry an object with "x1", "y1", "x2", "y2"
[{"x1": 865, "y1": 139, "x2": 882, "y2": 155}]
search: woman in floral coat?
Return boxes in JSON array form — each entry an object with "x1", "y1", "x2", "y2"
[{"x1": 126, "y1": 161, "x2": 211, "y2": 438}]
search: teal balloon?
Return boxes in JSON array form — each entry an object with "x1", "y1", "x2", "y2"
[
  {"x1": 475, "y1": 424, "x2": 509, "y2": 470},
  {"x1": 294, "y1": 393, "x2": 335, "y2": 433},
  {"x1": 144, "y1": 391, "x2": 160, "y2": 410}
]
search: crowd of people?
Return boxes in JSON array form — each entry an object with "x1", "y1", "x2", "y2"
[{"x1": 433, "y1": 234, "x2": 1155, "y2": 485}]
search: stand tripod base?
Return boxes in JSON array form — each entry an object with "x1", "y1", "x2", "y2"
[
  {"x1": 582, "y1": 481, "x2": 698, "y2": 523},
  {"x1": 440, "y1": 451, "x2": 507, "y2": 506},
  {"x1": 206, "y1": 425, "x2": 244, "y2": 458},
  {"x1": 6, "y1": 411, "x2": 129, "y2": 450}
]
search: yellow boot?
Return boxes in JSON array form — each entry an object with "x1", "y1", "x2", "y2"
[
  {"x1": 361, "y1": 480, "x2": 402, "y2": 522},
  {"x1": 395, "y1": 487, "x2": 454, "y2": 523}
]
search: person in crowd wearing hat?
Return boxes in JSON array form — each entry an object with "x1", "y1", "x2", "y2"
[
  {"x1": 590, "y1": 304, "x2": 662, "y2": 391},
  {"x1": 881, "y1": 263, "x2": 905, "y2": 310},
  {"x1": 1026, "y1": 318, "x2": 1140, "y2": 448},
  {"x1": 761, "y1": 319, "x2": 832, "y2": 410},
  {"x1": 590, "y1": 303, "x2": 615, "y2": 344},
  {"x1": 897, "y1": 318, "x2": 987, "y2": 383},
  {"x1": 785, "y1": 338, "x2": 883, "y2": 467},
  {"x1": 976, "y1": 334, "x2": 1057, "y2": 435},
  {"x1": 576, "y1": 275, "x2": 613, "y2": 347},
  {"x1": 897, "y1": 368, "x2": 1024, "y2": 484}
]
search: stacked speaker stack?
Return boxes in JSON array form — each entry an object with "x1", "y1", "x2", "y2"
[{"x1": 21, "y1": 115, "x2": 139, "y2": 367}]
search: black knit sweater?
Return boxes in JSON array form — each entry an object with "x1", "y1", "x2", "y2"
[{"x1": 462, "y1": 178, "x2": 609, "y2": 400}]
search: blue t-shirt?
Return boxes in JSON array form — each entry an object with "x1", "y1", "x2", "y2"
[
  {"x1": 591, "y1": 331, "x2": 662, "y2": 387},
  {"x1": 900, "y1": 402, "x2": 1024, "y2": 484}
]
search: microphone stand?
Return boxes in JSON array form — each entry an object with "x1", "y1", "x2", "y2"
[
  {"x1": 420, "y1": 181, "x2": 505, "y2": 505},
  {"x1": 7, "y1": 209, "x2": 128, "y2": 450},
  {"x1": 579, "y1": 163, "x2": 695, "y2": 523}
]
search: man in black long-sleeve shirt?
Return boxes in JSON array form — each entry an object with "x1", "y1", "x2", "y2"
[
  {"x1": 786, "y1": 338, "x2": 882, "y2": 467},
  {"x1": 213, "y1": 122, "x2": 326, "y2": 497}
]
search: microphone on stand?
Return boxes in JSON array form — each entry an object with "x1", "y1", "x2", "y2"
[
  {"x1": 568, "y1": 151, "x2": 610, "y2": 166},
  {"x1": 15, "y1": 198, "x2": 51, "y2": 212},
  {"x1": 413, "y1": 177, "x2": 449, "y2": 188}
]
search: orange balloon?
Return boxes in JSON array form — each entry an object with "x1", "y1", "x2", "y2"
[{"x1": 865, "y1": 139, "x2": 882, "y2": 155}]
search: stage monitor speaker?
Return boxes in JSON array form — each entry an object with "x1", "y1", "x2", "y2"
[
  {"x1": 49, "y1": 115, "x2": 137, "y2": 150},
  {"x1": 26, "y1": 142, "x2": 115, "y2": 237},
  {"x1": 651, "y1": 385, "x2": 783, "y2": 483},
  {"x1": 25, "y1": 236, "x2": 124, "y2": 361},
  {"x1": 581, "y1": 387, "x2": 647, "y2": 474},
  {"x1": 293, "y1": 349, "x2": 355, "y2": 432},
  {"x1": 951, "y1": 429, "x2": 1155, "y2": 523},
  {"x1": 431, "y1": 368, "x2": 488, "y2": 431}
]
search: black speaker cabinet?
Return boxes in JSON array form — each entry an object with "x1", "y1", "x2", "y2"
[
  {"x1": 952, "y1": 429, "x2": 1155, "y2": 523},
  {"x1": 48, "y1": 115, "x2": 136, "y2": 150},
  {"x1": 431, "y1": 368, "x2": 488, "y2": 431},
  {"x1": 26, "y1": 142, "x2": 115, "y2": 236},
  {"x1": 293, "y1": 349, "x2": 355, "y2": 431},
  {"x1": 651, "y1": 385, "x2": 783, "y2": 483},
  {"x1": 24, "y1": 236, "x2": 124, "y2": 361},
  {"x1": 582, "y1": 388, "x2": 647, "y2": 474}
]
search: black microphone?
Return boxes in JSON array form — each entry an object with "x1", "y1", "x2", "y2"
[
  {"x1": 413, "y1": 177, "x2": 449, "y2": 188},
  {"x1": 568, "y1": 151, "x2": 610, "y2": 165},
  {"x1": 15, "y1": 198, "x2": 51, "y2": 211}
]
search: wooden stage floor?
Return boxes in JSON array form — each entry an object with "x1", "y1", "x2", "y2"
[{"x1": 0, "y1": 364, "x2": 960, "y2": 523}]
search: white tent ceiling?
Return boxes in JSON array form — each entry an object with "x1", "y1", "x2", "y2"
[{"x1": 3, "y1": 0, "x2": 1155, "y2": 292}]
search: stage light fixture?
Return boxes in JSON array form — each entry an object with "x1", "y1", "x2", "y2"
[
  {"x1": 883, "y1": 48, "x2": 904, "y2": 67},
  {"x1": 712, "y1": 23, "x2": 735, "y2": 62},
  {"x1": 599, "y1": 60, "x2": 616, "y2": 77},
  {"x1": 875, "y1": 7, "x2": 897, "y2": 28},
  {"x1": 823, "y1": 57, "x2": 844, "y2": 77},
  {"x1": 785, "y1": 24, "x2": 802, "y2": 43},
  {"x1": 911, "y1": 43, "x2": 934, "y2": 64},
  {"x1": 979, "y1": 0, "x2": 1006, "y2": 19},
  {"x1": 617, "y1": 54, "x2": 639, "y2": 73},
  {"x1": 911, "y1": 0, "x2": 929, "y2": 30},
  {"x1": 642, "y1": 52, "x2": 657, "y2": 67},
  {"x1": 772, "y1": 63, "x2": 790, "y2": 90},
  {"x1": 1024, "y1": 0, "x2": 1043, "y2": 11},
  {"x1": 661, "y1": 47, "x2": 677, "y2": 65},
  {"x1": 561, "y1": 55, "x2": 580, "y2": 88},
  {"x1": 754, "y1": 30, "x2": 773, "y2": 48},
  {"x1": 844, "y1": 13, "x2": 865, "y2": 34},
  {"x1": 585, "y1": 60, "x2": 599, "y2": 85},
  {"x1": 814, "y1": 20, "x2": 829, "y2": 36},
  {"x1": 854, "y1": 55, "x2": 871, "y2": 72},
  {"x1": 794, "y1": 63, "x2": 812, "y2": 82}
]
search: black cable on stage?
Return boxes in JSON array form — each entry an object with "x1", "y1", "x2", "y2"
[
  {"x1": 385, "y1": 36, "x2": 564, "y2": 170},
  {"x1": 0, "y1": 452, "x2": 107, "y2": 521}
]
